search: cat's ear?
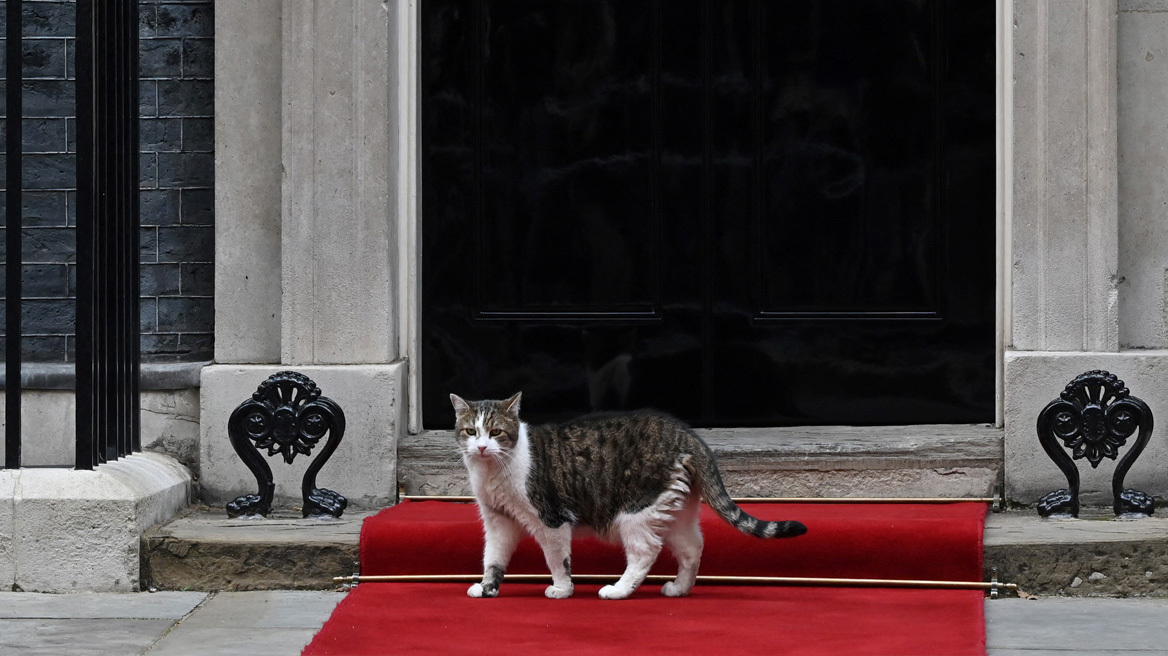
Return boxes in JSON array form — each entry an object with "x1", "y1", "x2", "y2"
[
  {"x1": 449, "y1": 393, "x2": 471, "y2": 415},
  {"x1": 501, "y1": 392, "x2": 522, "y2": 416}
]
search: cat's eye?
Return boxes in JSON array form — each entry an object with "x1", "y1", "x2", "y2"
[
  {"x1": 489, "y1": 428, "x2": 502, "y2": 437},
  {"x1": 463, "y1": 428, "x2": 476, "y2": 436}
]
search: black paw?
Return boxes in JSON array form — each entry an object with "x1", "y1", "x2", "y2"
[
  {"x1": 227, "y1": 494, "x2": 270, "y2": 518},
  {"x1": 304, "y1": 488, "x2": 348, "y2": 517},
  {"x1": 1037, "y1": 489, "x2": 1078, "y2": 518},
  {"x1": 1117, "y1": 488, "x2": 1155, "y2": 516}
]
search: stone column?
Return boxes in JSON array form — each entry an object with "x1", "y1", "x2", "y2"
[
  {"x1": 214, "y1": 0, "x2": 283, "y2": 365},
  {"x1": 203, "y1": 1, "x2": 404, "y2": 510},
  {"x1": 1011, "y1": 0, "x2": 1119, "y2": 353},
  {"x1": 1005, "y1": 0, "x2": 1168, "y2": 505},
  {"x1": 1117, "y1": 0, "x2": 1168, "y2": 348},
  {"x1": 280, "y1": 0, "x2": 396, "y2": 365}
]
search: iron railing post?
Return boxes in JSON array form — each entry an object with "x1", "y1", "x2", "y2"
[
  {"x1": 5, "y1": 0, "x2": 23, "y2": 470},
  {"x1": 75, "y1": 0, "x2": 96, "y2": 469},
  {"x1": 75, "y1": 0, "x2": 140, "y2": 469}
]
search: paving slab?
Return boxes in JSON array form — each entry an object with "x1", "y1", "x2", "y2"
[
  {"x1": 145, "y1": 591, "x2": 344, "y2": 656},
  {"x1": 0, "y1": 591, "x2": 207, "y2": 656},
  {"x1": 0, "y1": 618, "x2": 181, "y2": 656},
  {"x1": 8, "y1": 591, "x2": 1168, "y2": 654},
  {"x1": 0, "y1": 591, "x2": 342, "y2": 656},
  {"x1": 0, "y1": 591, "x2": 208, "y2": 619},
  {"x1": 987, "y1": 598, "x2": 1168, "y2": 654}
]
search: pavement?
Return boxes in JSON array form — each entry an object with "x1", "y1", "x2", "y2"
[{"x1": 3, "y1": 590, "x2": 1168, "y2": 655}]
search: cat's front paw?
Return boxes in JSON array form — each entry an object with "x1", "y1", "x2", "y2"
[
  {"x1": 468, "y1": 582, "x2": 498, "y2": 598},
  {"x1": 544, "y1": 584, "x2": 573, "y2": 599},
  {"x1": 598, "y1": 584, "x2": 632, "y2": 600},
  {"x1": 661, "y1": 581, "x2": 691, "y2": 597}
]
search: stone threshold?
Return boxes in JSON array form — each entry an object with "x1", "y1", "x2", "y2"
[{"x1": 400, "y1": 424, "x2": 1004, "y2": 499}]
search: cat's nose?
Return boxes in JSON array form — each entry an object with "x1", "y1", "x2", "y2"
[{"x1": 478, "y1": 445, "x2": 487, "y2": 455}]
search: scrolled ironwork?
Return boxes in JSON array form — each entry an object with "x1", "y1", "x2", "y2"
[
  {"x1": 226, "y1": 371, "x2": 348, "y2": 518},
  {"x1": 1035, "y1": 370, "x2": 1154, "y2": 518}
]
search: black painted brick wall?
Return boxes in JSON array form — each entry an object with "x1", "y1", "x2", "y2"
[{"x1": 0, "y1": 0, "x2": 214, "y2": 364}]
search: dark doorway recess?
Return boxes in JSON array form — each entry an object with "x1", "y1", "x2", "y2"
[{"x1": 422, "y1": 0, "x2": 996, "y2": 429}]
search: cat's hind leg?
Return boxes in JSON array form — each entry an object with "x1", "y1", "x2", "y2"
[
  {"x1": 662, "y1": 493, "x2": 703, "y2": 597},
  {"x1": 601, "y1": 511, "x2": 667, "y2": 600},
  {"x1": 532, "y1": 523, "x2": 574, "y2": 599},
  {"x1": 469, "y1": 508, "x2": 523, "y2": 598}
]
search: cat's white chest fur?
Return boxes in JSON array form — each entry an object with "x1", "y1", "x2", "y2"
[{"x1": 465, "y1": 422, "x2": 539, "y2": 526}]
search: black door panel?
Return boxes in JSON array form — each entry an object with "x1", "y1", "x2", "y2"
[{"x1": 423, "y1": 0, "x2": 995, "y2": 428}]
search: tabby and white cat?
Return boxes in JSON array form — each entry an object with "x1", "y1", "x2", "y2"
[{"x1": 450, "y1": 392, "x2": 807, "y2": 600}]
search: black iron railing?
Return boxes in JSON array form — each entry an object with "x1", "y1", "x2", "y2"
[
  {"x1": 3, "y1": 0, "x2": 140, "y2": 470},
  {"x1": 5, "y1": 0, "x2": 23, "y2": 469},
  {"x1": 74, "y1": 0, "x2": 141, "y2": 469}
]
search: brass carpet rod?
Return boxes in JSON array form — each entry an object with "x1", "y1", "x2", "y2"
[
  {"x1": 334, "y1": 573, "x2": 1015, "y2": 592},
  {"x1": 399, "y1": 495, "x2": 995, "y2": 504}
]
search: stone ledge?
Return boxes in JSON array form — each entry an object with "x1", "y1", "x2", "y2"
[
  {"x1": 0, "y1": 452, "x2": 191, "y2": 593},
  {"x1": 142, "y1": 508, "x2": 369, "y2": 591},
  {"x1": 0, "y1": 361, "x2": 210, "y2": 391},
  {"x1": 400, "y1": 425, "x2": 1003, "y2": 498},
  {"x1": 986, "y1": 511, "x2": 1168, "y2": 597}
]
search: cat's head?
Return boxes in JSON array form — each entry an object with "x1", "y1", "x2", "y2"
[{"x1": 449, "y1": 392, "x2": 523, "y2": 461}]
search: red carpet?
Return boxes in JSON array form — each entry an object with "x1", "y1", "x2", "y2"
[
  {"x1": 358, "y1": 500, "x2": 985, "y2": 581},
  {"x1": 304, "y1": 501, "x2": 988, "y2": 655}
]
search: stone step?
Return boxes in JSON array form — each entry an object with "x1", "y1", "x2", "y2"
[
  {"x1": 144, "y1": 503, "x2": 1168, "y2": 597},
  {"x1": 142, "y1": 508, "x2": 367, "y2": 592},
  {"x1": 985, "y1": 511, "x2": 1168, "y2": 597},
  {"x1": 399, "y1": 424, "x2": 1004, "y2": 499}
]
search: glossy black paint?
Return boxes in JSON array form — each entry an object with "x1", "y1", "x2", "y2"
[
  {"x1": 5, "y1": 0, "x2": 23, "y2": 468},
  {"x1": 75, "y1": 0, "x2": 142, "y2": 468},
  {"x1": 1035, "y1": 371, "x2": 1155, "y2": 518},
  {"x1": 423, "y1": 0, "x2": 996, "y2": 428},
  {"x1": 226, "y1": 372, "x2": 348, "y2": 518}
]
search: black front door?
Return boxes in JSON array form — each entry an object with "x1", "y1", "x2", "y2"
[{"x1": 422, "y1": 0, "x2": 995, "y2": 429}]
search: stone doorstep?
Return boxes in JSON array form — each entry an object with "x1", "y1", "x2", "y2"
[
  {"x1": 141, "y1": 507, "x2": 369, "y2": 592},
  {"x1": 143, "y1": 505, "x2": 1168, "y2": 598},
  {"x1": 399, "y1": 424, "x2": 1005, "y2": 499},
  {"x1": 149, "y1": 425, "x2": 1008, "y2": 591},
  {"x1": 141, "y1": 425, "x2": 1168, "y2": 596},
  {"x1": 985, "y1": 511, "x2": 1168, "y2": 598}
]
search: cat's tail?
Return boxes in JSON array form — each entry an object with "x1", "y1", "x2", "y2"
[{"x1": 686, "y1": 436, "x2": 808, "y2": 539}]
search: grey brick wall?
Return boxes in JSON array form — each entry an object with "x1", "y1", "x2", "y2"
[{"x1": 0, "y1": 0, "x2": 214, "y2": 364}]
